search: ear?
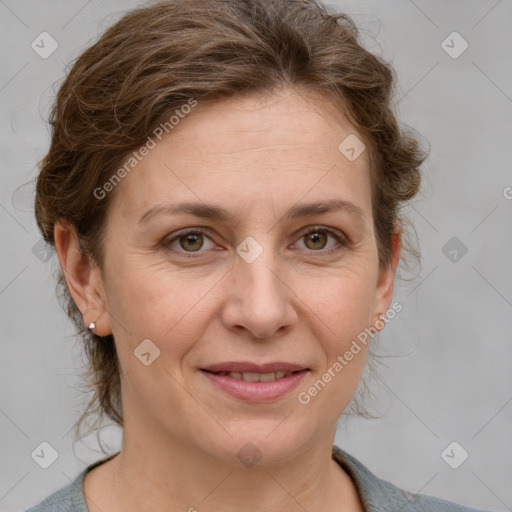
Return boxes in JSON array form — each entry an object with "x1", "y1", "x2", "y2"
[
  {"x1": 370, "y1": 223, "x2": 401, "y2": 330},
  {"x1": 54, "y1": 220, "x2": 112, "y2": 336}
]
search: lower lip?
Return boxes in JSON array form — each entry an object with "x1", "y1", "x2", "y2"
[{"x1": 201, "y1": 370, "x2": 309, "y2": 402}]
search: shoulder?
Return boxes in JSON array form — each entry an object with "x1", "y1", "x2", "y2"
[
  {"x1": 24, "y1": 453, "x2": 119, "y2": 512},
  {"x1": 406, "y1": 493, "x2": 490, "y2": 512},
  {"x1": 332, "y1": 445, "x2": 491, "y2": 512},
  {"x1": 25, "y1": 452, "x2": 119, "y2": 512},
  {"x1": 24, "y1": 472, "x2": 87, "y2": 512}
]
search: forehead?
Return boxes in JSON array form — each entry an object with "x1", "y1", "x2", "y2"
[{"x1": 109, "y1": 89, "x2": 372, "y2": 223}]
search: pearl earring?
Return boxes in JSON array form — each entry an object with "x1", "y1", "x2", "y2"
[{"x1": 88, "y1": 322, "x2": 96, "y2": 330}]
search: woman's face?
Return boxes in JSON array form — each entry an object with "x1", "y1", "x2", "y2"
[{"x1": 93, "y1": 89, "x2": 398, "y2": 465}]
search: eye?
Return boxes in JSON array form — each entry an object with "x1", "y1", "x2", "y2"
[
  {"x1": 162, "y1": 225, "x2": 347, "y2": 258},
  {"x1": 294, "y1": 226, "x2": 346, "y2": 254},
  {"x1": 164, "y1": 228, "x2": 216, "y2": 256}
]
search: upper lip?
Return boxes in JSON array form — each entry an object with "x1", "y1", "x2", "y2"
[{"x1": 201, "y1": 362, "x2": 309, "y2": 373}]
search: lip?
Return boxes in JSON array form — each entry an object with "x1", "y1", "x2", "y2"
[
  {"x1": 201, "y1": 361, "x2": 308, "y2": 373},
  {"x1": 201, "y1": 369, "x2": 309, "y2": 402}
]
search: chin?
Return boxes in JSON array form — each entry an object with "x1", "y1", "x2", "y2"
[{"x1": 200, "y1": 420, "x2": 314, "y2": 468}]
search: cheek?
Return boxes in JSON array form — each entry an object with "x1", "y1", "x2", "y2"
[
  {"x1": 297, "y1": 264, "x2": 377, "y2": 348},
  {"x1": 294, "y1": 272, "x2": 375, "y2": 417},
  {"x1": 105, "y1": 258, "x2": 216, "y2": 362}
]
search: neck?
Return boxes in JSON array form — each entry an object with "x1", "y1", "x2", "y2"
[{"x1": 84, "y1": 421, "x2": 364, "y2": 512}]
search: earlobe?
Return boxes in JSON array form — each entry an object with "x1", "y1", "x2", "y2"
[{"x1": 54, "y1": 221, "x2": 112, "y2": 336}]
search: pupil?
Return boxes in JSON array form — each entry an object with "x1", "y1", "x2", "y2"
[
  {"x1": 181, "y1": 233, "x2": 202, "y2": 251},
  {"x1": 307, "y1": 232, "x2": 325, "y2": 250}
]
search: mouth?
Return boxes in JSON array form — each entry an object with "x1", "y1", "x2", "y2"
[
  {"x1": 200, "y1": 362, "x2": 310, "y2": 402},
  {"x1": 203, "y1": 370, "x2": 300, "y2": 382}
]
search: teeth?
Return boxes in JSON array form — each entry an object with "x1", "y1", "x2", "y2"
[{"x1": 222, "y1": 371, "x2": 293, "y2": 381}]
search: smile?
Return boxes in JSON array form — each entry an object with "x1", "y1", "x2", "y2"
[
  {"x1": 211, "y1": 371, "x2": 294, "y2": 381},
  {"x1": 200, "y1": 365, "x2": 310, "y2": 402}
]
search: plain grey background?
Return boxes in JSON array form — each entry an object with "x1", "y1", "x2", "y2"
[{"x1": 1, "y1": 0, "x2": 511, "y2": 511}]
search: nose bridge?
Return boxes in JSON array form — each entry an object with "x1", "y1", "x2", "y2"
[
  {"x1": 224, "y1": 233, "x2": 294, "y2": 338},
  {"x1": 235, "y1": 233, "x2": 284, "y2": 299}
]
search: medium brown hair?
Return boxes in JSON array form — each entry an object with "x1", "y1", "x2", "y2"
[{"x1": 34, "y1": 0, "x2": 428, "y2": 439}]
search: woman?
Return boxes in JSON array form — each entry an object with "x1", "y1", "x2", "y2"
[{"x1": 26, "y1": 0, "x2": 490, "y2": 510}]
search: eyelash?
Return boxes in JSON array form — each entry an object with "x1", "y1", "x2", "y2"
[{"x1": 162, "y1": 226, "x2": 348, "y2": 259}]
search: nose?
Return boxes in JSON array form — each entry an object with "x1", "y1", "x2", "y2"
[{"x1": 220, "y1": 245, "x2": 298, "y2": 339}]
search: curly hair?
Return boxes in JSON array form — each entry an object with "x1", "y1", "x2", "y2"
[{"x1": 34, "y1": 0, "x2": 428, "y2": 440}]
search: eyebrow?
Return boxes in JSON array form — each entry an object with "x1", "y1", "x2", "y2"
[{"x1": 137, "y1": 199, "x2": 365, "y2": 226}]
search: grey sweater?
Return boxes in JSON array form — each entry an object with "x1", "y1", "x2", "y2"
[{"x1": 26, "y1": 445, "x2": 489, "y2": 511}]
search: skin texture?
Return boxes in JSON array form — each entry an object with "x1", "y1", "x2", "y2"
[{"x1": 55, "y1": 88, "x2": 401, "y2": 512}]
